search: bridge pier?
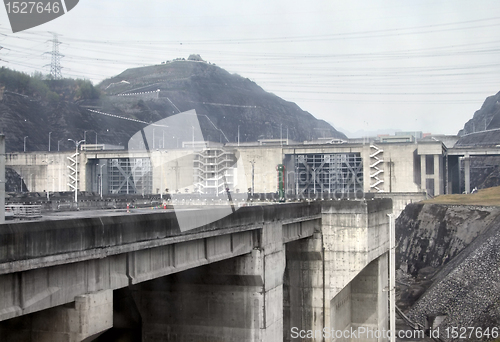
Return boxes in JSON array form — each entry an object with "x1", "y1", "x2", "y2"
[
  {"x1": 322, "y1": 201, "x2": 390, "y2": 342},
  {"x1": 284, "y1": 232, "x2": 325, "y2": 341},
  {"x1": 132, "y1": 221, "x2": 286, "y2": 342},
  {"x1": 0, "y1": 289, "x2": 113, "y2": 342},
  {"x1": 330, "y1": 255, "x2": 388, "y2": 341}
]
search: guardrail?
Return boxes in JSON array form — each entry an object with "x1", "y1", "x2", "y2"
[{"x1": 5, "y1": 205, "x2": 42, "y2": 220}]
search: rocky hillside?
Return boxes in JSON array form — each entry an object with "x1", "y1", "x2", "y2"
[
  {"x1": 458, "y1": 91, "x2": 500, "y2": 137},
  {"x1": 0, "y1": 58, "x2": 345, "y2": 152},
  {"x1": 93, "y1": 56, "x2": 345, "y2": 144},
  {"x1": 396, "y1": 198, "x2": 500, "y2": 340},
  {"x1": 454, "y1": 91, "x2": 500, "y2": 190}
]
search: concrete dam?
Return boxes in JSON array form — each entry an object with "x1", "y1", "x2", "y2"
[{"x1": 0, "y1": 199, "x2": 392, "y2": 341}]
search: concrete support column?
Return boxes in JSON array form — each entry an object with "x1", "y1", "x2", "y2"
[
  {"x1": 464, "y1": 156, "x2": 471, "y2": 194},
  {"x1": 330, "y1": 255, "x2": 388, "y2": 342},
  {"x1": 321, "y1": 200, "x2": 391, "y2": 341},
  {"x1": 445, "y1": 156, "x2": 450, "y2": 194},
  {"x1": 132, "y1": 221, "x2": 285, "y2": 342},
  {"x1": 420, "y1": 155, "x2": 426, "y2": 193},
  {"x1": 284, "y1": 232, "x2": 324, "y2": 341},
  {"x1": 434, "y1": 154, "x2": 444, "y2": 195},
  {"x1": 0, "y1": 289, "x2": 113, "y2": 342}
]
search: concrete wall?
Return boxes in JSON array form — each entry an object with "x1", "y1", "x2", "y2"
[
  {"x1": 379, "y1": 144, "x2": 421, "y2": 193},
  {"x1": 0, "y1": 289, "x2": 113, "y2": 342},
  {"x1": 5, "y1": 141, "x2": 444, "y2": 197},
  {"x1": 284, "y1": 232, "x2": 325, "y2": 342},
  {"x1": 5, "y1": 152, "x2": 74, "y2": 192},
  {"x1": 321, "y1": 199, "x2": 391, "y2": 341},
  {"x1": 237, "y1": 146, "x2": 283, "y2": 193}
]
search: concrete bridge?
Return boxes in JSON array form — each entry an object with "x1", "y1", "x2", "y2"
[{"x1": 0, "y1": 199, "x2": 392, "y2": 341}]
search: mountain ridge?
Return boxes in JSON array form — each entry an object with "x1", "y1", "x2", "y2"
[{"x1": 0, "y1": 59, "x2": 345, "y2": 152}]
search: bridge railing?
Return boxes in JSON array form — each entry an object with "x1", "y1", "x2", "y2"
[{"x1": 5, "y1": 204, "x2": 42, "y2": 220}]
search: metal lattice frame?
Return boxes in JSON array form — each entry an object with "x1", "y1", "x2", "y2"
[
  {"x1": 294, "y1": 153, "x2": 363, "y2": 195},
  {"x1": 108, "y1": 158, "x2": 152, "y2": 195}
]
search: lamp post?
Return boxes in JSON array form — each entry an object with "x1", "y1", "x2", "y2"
[
  {"x1": 23, "y1": 136, "x2": 28, "y2": 152},
  {"x1": 160, "y1": 151, "x2": 167, "y2": 200},
  {"x1": 58, "y1": 139, "x2": 63, "y2": 151},
  {"x1": 99, "y1": 163, "x2": 106, "y2": 198},
  {"x1": 68, "y1": 139, "x2": 85, "y2": 203},
  {"x1": 48, "y1": 132, "x2": 52, "y2": 151},
  {"x1": 250, "y1": 160, "x2": 255, "y2": 196},
  {"x1": 280, "y1": 124, "x2": 283, "y2": 146},
  {"x1": 238, "y1": 125, "x2": 240, "y2": 147}
]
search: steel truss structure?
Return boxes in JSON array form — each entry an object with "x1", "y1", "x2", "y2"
[
  {"x1": 292, "y1": 153, "x2": 363, "y2": 195},
  {"x1": 108, "y1": 158, "x2": 152, "y2": 195}
]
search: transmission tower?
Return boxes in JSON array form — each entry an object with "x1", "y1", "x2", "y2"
[{"x1": 44, "y1": 32, "x2": 63, "y2": 79}]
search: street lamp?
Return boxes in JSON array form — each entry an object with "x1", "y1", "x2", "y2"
[
  {"x1": 250, "y1": 160, "x2": 255, "y2": 196},
  {"x1": 58, "y1": 139, "x2": 63, "y2": 151},
  {"x1": 99, "y1": 163, "x2": 106, "y2": 198},
  {"x1": 48, "y1": 132, "x2": 52, "y2": 151},
  {"x1": 160, "y1": 151, "x2": 167, "y2": 200},
  {"x1": 68, "y1": 139, "x2": 85, "y2": 203},
  {"x1": 23, "y1": 136, "x2": 28, "y2": 152}
]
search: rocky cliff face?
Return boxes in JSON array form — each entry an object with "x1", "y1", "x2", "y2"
[
  {"x1": 454, "y1": 91, "x2": 500, "y2": 191},
  {"x1": 458, "y1": 91, "x2": 500, "y2": 137},
  {"x1": 397, "y1": 203, "x2": 500, "y2": 276},
  {"x1": 397, "y1": 202, "x2": 500, "y2": 340}
]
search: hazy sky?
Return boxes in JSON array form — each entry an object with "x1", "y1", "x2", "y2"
[{"x1": 1, "y1": 0, "x2": 500, "y2": 137}]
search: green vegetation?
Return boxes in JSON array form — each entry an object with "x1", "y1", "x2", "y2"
[
  {"x1": 0, "y1": 67, "x2": 100, "y2": 102},
  {"x1": 423, "y1": 186, "x2": 500, "y2": 206},
  {"x1": 74, "y1": 79, "x2": 100, "y2": 100},
  {"x1": 0, "y1": 67, "x2": 59, "y2": 102}
]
